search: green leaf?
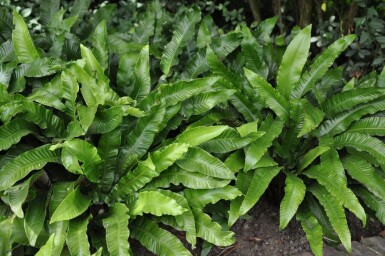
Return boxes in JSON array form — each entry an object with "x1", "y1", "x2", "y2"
[
  {"x1": 50, "y1": 187, "x2": 91, "y2": 223},
  {"x1": 147, "y1": 165, "x2": 230, "y2": 189},
  {"x1": 322, "y1": 88, "x2": 385, "y2": 116},
  {"x1": 131, "y1": 190, "x2": 186, "y2": 216},
  {"x1": 66, "y1": 216, "x2": 91, "y2": 256},
  {"x1": 88, "y1": 107, "x2": 123, "y2": 134},
  {"x1": 102, "y1": 203, "x2": 130, "y2": 256},
  {"x1": 175, "y1": 125, "x2": 227, "y2": 147},
  {"x1": 49, "y1": 182, "x2": 75, "y2": 216},
  {"x1": 184, "y1": 89, "x2": 235, "y2": 115},
  {"x1": 296, "y1": 206, "x2": 323, "y2": 256},
  {"x1": 0, "y1": 145, "x2": 60, "y2": 191},
  {"x1": 12, "y1": 11, "x2": 39, "y2": 63},
  {"x1": 24, "y1": 192, "x2": 47, "y2": 246},
  {"x1": 334, "y1": 133, "x2": 385, "y2": 165},
  {"x1": 244, "y1": 117, "x2": 284, "y2": 171},
  {"x1": 132, "y1": 11, "x2": 155, "y2": 44},
  {"x1": 70, "y1": 0, "x2": 90, "y2": 20},
  {"x1": 184, "y1": 186, "x2": 242, "y2": 208},
  {"x1": 200, "y1": 129, "x2": 263, "y2": 154},
  {"x1": 279, "y1": 174, "x2": 306, "y2": 230},
  {"x1": 176, "y1": 147, "x2": 235, "y2": 179},
  {"x1": 131, "y1": 218, "x2": 192, "y2": 256},
  {"x1": 304, "y1": 164, "x2": 366, "y2": 225},
  {"x1": 291, "y1": 35, "x2": 355, "y2": 98},
  {"x1": 92, "y1": 20, "x2": 108, "y2": 70},
  {"x1": 298, "y1": 146, "x2": 330, "y2": 171},
  {"x1": 309, "y1": 184, "x2": 351, "y2": 253},
  {"x1": 119, "y1": 104, "x2": 166, "y2": 172},
  {"x1": 40, "y1": 0, "x2": 60, "y2": 25},
  {"x1": 277, "y1": 25, "x2": 311, "y2": 99},
  {"x1": 48, "y1": 220, "x2": 68, "y2": 256},
  {"x1": 352, "y1": 186, "x2": 385, "y2": 225},
  {"x1": 343, "y1": 155, "x2": 385, "y2": 201},
  {"x1": 0, "y1": 40, "x2": 15, "y2": 64},
  {"x1": 0, "y1": 119, "x2": 36, "y2": 151},
  {"x1": 160, "y1": 7, "x2": 201, "y2": 76},
  {"x1": 317, "y1": 98, "x2": 385, "y2": 136},
  {"x1": 0, "y1": 216, "x2": 13, "y2": 256},
  {"x1": 130, "y1": 45, "x2": 150, "y2": 102},
  {"x1": 347, "y1": 117, "x2": 385, "y2": 136},
  {"x1": 192, "y1": 207, "x2": 235, "y2": 246},
  {"x1": 35, "y1": 234, "x2": 55, "y2": 256},
  {"x1": 244, "y1": 68, "x2": 290, "y2": 121},
  {"x1": 197, "y1": 16, "x2": 213, "y2": 49},
  {"x1": 230, "y1": 166, "x2": 281, "y2": 226},
  {"x1": 157, "y1": 190, "x2": 197, "y2": 247},
  {"x1": 298, "y1": 100, "x2": 325, "y2": 137}
]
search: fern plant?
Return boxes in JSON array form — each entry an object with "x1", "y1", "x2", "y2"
[
  {"x1": 0, "y1": 7, "x2": 266, "y2": 255},
  {"x1": 208, "y1": 22, "x2": 385, "y2": 255}
]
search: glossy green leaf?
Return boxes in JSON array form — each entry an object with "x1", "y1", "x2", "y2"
[
  {"x1": 353, "y1": 186, "x2": 385, "y2": 225},
  {"x1": 185, "y1": 186, "x2": 242, "y2": 208},
  {"x1": 296, "y1": 206, "x2": 323, "y2": 256},
  {"x1": 0, "y1": 145, "x2": 60, "y2": 191},
  {"x1": 347, "y1": 117, "x2": 385, "y2": 136},
  {"x1": 24, "y1": 192, "x2": 47, "y2": 246},
  {"x1": 131, "y1": 191, "x2": 186, "y2": 216},
  {"x1": 50, "y1": 187, "x2": 90, "y2": 223},
  {"x1": 131, "y1": 45, "x2": 150, "y2": 102},
  {"x1": 175, "y1": 125, "x2": 227, "y2": 146},
  {"x1": 131, "y1": 218, "x2": 192, "y2": 256},
  {"x1": 12, "y1": 11, "x2": 39, "y2": 63},
  {"x1": 277, "y1": 25, "x2": 311, "y2": 99},
  {"x1": 66, "y1": 216, "x2": 91, "y2": 256},
  {"x1": 309, "y1": 184, "x2": 351, "y2": 253},
  {"x1": 0, "y1": 119, "x2": 36, "y2": 151},
  {"x1": 298, "y1": 146, "x2": 330, "y2": 171},
  {"x1": 102, "y1": 203, "x2": 130, "y2": 256},
  {"x1": 35, "y1": 234, "x2": 55, "y2": 256}
]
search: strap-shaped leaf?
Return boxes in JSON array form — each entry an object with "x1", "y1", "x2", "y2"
[
  {"x1": 352, "y1": 186, "x2": 385, "y2": 225},
  {"x1": 159, "y1": 77, "x2": 219, "y2": 109},
  {"x1": 119, "y1": 104, "x2": 166, "y2": 172},
  {"x1": 50, "y1": 187, "x2": 90, "y2": 223},
  {"x1": 111, "y1": 143, "x2": 189, "y2": 200},
  {"x1": 12, "y1": 11, "x2": 39, "y2": 63},
  {"x1": 192, "y1": 207, "x2": 235, "y2": 246},
  {"x1": 309, "y1": 184, "x2": 351, "y2": 253},
  {"x1": 147, "y1": 165, "x2": 230, "y2": 189},
  {"x1": 102, "y1": 203, "x2": 130, "y2": 256},
  {"x1": 317, "y1": 98, "x2": 385, "y2": 136},
  {"x1": 66, "y1": 216, "x2": 91, "y2": 256},
  {"x1": 296, "y1": 206, "x2": 323, "y2": 256},
  {"x1": 277, "y1": 25, "x2": 311, "y2": 99},
  {"x1": 0, "y1": 119, "x2": 36, "y2": 151},
  {"x1": 157, "y1": 190, "x2": 197, "y2": 247},
  {"x1": 49, "y1": 182, "x2": 75, "y2": 216},
  {"x1": 35, "y1": 234, "x2": 55, "y2": 256},
  {"x1": 347, "y1": 117, "x2": 385, "y2": 136},
  {"x1": 0, "y1": 40, "x2": 15, "y2": 64},
  {"x1": 28, "y1": 81, "x2": 66, "y2": 111},
  {"x1": 200, "y1": 129, "x2": 263, "y2": 154},
  {"x1": 131, "y1": 45, "x2": 150, "y2": 102},
  {"x1": 291, "y1": 35, "x2": 355, "y2": 98},
  {"x1": 298, "y1": 146, "x2": 330, "y2": 171},
  {"x1": 98, "y1": 129, "x2": 121, "y2": 193},
  {"x1": 334, "y1": 132, "x2": 385, "y2": 165},
  {"x1": 343, "y1": 155, "x2": 385, "y2": 200},
  {"x1": 24, "y1": 192, "x2": 47, "y2": 246},
  {"x1": 279, "y1": 174, "x2": 306, "y2": 230},
  {"x1": 322, "y1": 88, "x2": 385, "y2": 116},
  {"x1": 224, "y1": 150, "x2": 245, "y2": 173},
  {"x1": 92, "y1": 20, "x2": 108, "y2": 70},
  {"x1": 185, "y1": 186, "x2": 242, "y2": 208},
  {"x1": 185, "y1": 89, "x2": 235, "y2": 115},
  {"x1": 88, "y1": 107, "x2": 123, "y2": 134},
  {"x1": 132, "y1": 11, "x2": 155, "y2": 43},
  {"x1": 131, "y1": 218, "x2": 192, "y2": 256},
  {"x1": 0, "y1": 145, "x2": 60, "y2": 191},
  {"x1": 304, "y1": 164, "x2": 366, "y2": 224},
  {"x1": 175, "y1": 125, "x2": 227, "y2": 146},
  {"x1": 160, "y1": 7, "x2": 201, "y2": 76},
  {"x1": 40, "y1": 0, "x2": 60, "y2": 25},
  {"x1": 0, "y1": 216, "x2": 13, "y2": 256},
  {"x1": 298, "y1": 101, "x2": 325, "y2": 137},
  {"x1": 176, "y1": 147, "x2": 235, "y2": 179},
  {"x1": 240, "y1": 167, "x2": 281, "y2": 216},
  {"x1": 244, "y1": 116, "x2": 284, "y2": 171},
  {"x1": 80, "y1": 44, "x2": 105, "y2": 81},
  {"x1": 197, "y1": 15, "x2": 214, "y2": 49},
  {"x1": 131, "y1": 190, "x2": 186, "y2": 216},
  {"x1": 48, "y1": 221, "x2": 68, "y2": 256},
  {"x1": 244, "y1": 68, "x2": 290, "y2": 121}
]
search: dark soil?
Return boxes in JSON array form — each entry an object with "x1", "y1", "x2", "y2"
[{"x1": 131, "y1": 198, "x2": 384, "y2": 256}]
